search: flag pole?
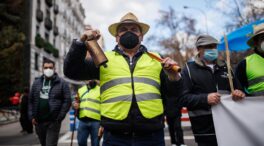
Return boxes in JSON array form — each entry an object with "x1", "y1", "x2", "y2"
[{"x1": 224, "y1": 33, "x2": 234, "y2": 93}]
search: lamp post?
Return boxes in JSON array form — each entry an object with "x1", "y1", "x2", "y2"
[{"x1": 183, "y1": 6, "x2": 208, "y2": 34}]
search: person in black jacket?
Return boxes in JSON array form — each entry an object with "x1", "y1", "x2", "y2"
[
  {"x1": 19, "y1": 87, "x2": 33, "y2": 134},
  {"x1": 64, "y1": 12, "x2": 182, "y2": 146},
  {"x1": 165, "y1": 97, "x2": 184, "y2": 146},
  {"x1": 181, "y1": 35, "x2": 245, "y2": 146},
  {"x1": 28, "y1": 59, "x2": 71, "y2": 146}
]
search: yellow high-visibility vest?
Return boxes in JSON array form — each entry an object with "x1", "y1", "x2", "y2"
[
  {"x1": 100, "y1": 51, "x2": 163, "y2": 120},
  {"x1": 246, "y1": 53, "x2": 264, "y2": 95},
  {"x1": 78, "y1": 85, "x2": 101, "y2": 120}
]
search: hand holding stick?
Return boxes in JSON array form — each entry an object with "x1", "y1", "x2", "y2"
[{"x1": 146, "y1": 52, "x2": 181, "y2": 72}]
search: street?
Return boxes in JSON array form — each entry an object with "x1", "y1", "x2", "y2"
[{"x1": 0, "y1": 114, "x2": 197, "y2": 146}]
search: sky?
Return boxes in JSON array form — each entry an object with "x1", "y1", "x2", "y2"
[{"x1": 80, "y1": 0, "x2": 229, "y2": 51}]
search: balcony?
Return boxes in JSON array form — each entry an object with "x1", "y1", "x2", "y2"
[
  {"x1": 54, "y1": 4, "x2": 59, "y2": 14},
  {"x1": 36, "y1": 9, "x2": 43, "y2": 22},
  {"x1": 43, "y1": 41, "x2": 59, "y2": 58},
  {"x1": 44, "y1": 17, "x2": 52, "y2": 31},
  {"x1": 35, "y1": 34, "x2": 45, "y2": 48},
  {"x1": 45, "y1": 0, "x2": 53, "y2": 7},
  {"x1": 53, "y1": 26, "x2": 59, "y2": 36}
]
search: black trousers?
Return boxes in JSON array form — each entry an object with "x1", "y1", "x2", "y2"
[
  {"x1": 35, "y1": 121, "x2": 61, "y2": 146},
  {"x1": 166, "y1": 115, "x2": 184, "y2": 146},
  {"x1": 20, "y1": 115, "x2": 33, "y2": 133}
]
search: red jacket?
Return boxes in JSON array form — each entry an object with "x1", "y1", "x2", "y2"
[{"x1": 11, "y1": 96, "x2": 20, "y2": 105}]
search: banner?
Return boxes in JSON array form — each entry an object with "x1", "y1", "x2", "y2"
[{"x1": 212, "y1": 95, "x2": 264, "y2": 146}]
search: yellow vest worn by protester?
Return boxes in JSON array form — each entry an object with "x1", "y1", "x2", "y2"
[
  {"x1": 78, "y1": 85, "x2": 101, "y2": 120},
  {"x1": 100, "y1": 51, "x2": 163, "y2": 120},
  {"x1": 246, "y1": 53, "x2": 264, "y2": 95}
]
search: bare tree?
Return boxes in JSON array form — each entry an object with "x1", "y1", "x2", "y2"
[
  {"x1": 147, "y1": 7, "x2": 198, "y2": 67},
  {"x1": 214, "y1": 0, "x2": 264, "y2": 31}
]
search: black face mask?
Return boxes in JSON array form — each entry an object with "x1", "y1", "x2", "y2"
[
  {"x1": 119, "y1": 31, "x2": 139, "y2": 49},
  {"x1": 89, "y1": 81, "x2": 97, "y2": 89}
]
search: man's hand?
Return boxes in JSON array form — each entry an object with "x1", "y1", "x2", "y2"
[
  {"x1": 231, "y1": 89, "x2": 245, "y2": 101},
  {"x1": 32, "y1": 118, "x2": 37, "y2": 125},
  {"x1": 207, "y1": 93, "x2": 221, "y2": 105},
  {"x1": 98, "y1": 126, "x2": 104, "y2": 138},
  {"x1": 73, "y1": 102, "x2": 80, "y2": 110},
  {"x1": 161, "y1": 57, "x2": 181, "y2": 81},
  {"x1": 80, "y1": 28, "x2": 101, "y2": 42}
]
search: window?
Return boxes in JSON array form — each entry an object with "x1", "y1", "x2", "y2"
[
  {"x1": 45, "y1": 32, "x2": 49, "y2": 41},
  {"x1": 54, "y1": 16, "x2": 56, "y2": 24},
  {"x1": 46, "y1": 8, "x2": 50, "y2": 18},
  {"x1": 34, "y1": 53, "x2": 39, "y2": 70},
  {"x1": 53, "y1": 37, "x2": 56, "y2": 46},
  {"x1": 36, "y1": 25, "x2": 40, "y2": 33},
  {"x1": 37, "y1": 0, "x2": 41, "y2": 9}
]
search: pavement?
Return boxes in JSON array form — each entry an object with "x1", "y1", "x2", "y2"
[
  {"x1": 0, "y1": 112, "x2": 197, "y2": 146},
  {"x1": 0, "y1": 109, "x2": 20, "y2": 125}
]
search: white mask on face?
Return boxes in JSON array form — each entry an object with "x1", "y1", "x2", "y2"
[
  {"x1": 43, "y1": 69, "x2": 54, "y2": 78},
  {"x1": 260, "y1": 41, "x2": 264, "y2": 51}
]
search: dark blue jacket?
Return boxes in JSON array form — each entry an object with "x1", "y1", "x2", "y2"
[{"x1": 28, "y1": 74, "x2": 71, "y2": 122}]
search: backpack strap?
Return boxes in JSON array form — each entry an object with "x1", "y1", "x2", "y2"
[{"x1": 185, "y1": 62, "x2": 194, "y2": 86}]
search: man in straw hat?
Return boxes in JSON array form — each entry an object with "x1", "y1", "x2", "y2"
[
  {"x1": 236, "y1": 23, "x2": 264, "y2": 96},
  {"x1": 180, "y1": 35, "x2": 245, "y2": 146},
  {"x1": 64, "y1": 12, "x2": 183, "y2": 146}
]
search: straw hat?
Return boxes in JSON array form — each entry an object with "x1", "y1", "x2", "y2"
[
  {"x1": 247, "y1": 23, "x2": 264, "y2": 47},
  {"x1": 108, "y1": 12, "x2": 150, "y2": 36}
]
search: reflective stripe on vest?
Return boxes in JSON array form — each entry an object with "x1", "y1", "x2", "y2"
[
  {"x1": 99, "y1": 51, "x2": 163, "y2": 120},
  {"x1": 78, "y1": 85, "x2": 101, "y2": 120},
  {"x1": 246, "y1": 53, "x2": 264, "y2": 95},
  {"x1": 188, "y1": 109, "x2": 212, "y2": 117}
]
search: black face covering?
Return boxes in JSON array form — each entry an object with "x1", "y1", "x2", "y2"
[
  {"x1": 89, "y1": 81, "x2": 97, "y2": 89},
  {"x1": 119, "y1": 31, "x2": 139, "y2": 49}
]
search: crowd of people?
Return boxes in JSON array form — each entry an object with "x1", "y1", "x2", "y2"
[{"x1": 20, "y1": 12, "x2": 264, "y2": 146}]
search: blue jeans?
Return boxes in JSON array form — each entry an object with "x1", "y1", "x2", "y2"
[
  {"x1": 77, "y1": 120, "x2": 100, "y2": 146},
  {"x1": 102, "y1": 129, "x2": 165, "y2": 146}
]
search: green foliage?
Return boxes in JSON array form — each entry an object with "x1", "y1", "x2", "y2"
[
  {"x1": 35, "y1": 34, "x2": 59, "y2": 58},
  {"x1": 35, "y1": 33, "x2": 45, "y2": 48},
  {"x1": 42, "y1": 39, "x2": 59, "y2": 58},
  {"x1": 0, "y1": 26, "x2": 24, "y2": 107},
  {"x1": 43, "y1": 41, "x2": 53, "y2": 54},
  {"x1": 0, "y1": 0, "x2": 26, "y2": 107},
  {"x1": 53, "y1": 48, "x2": 59, "y2": 58}
]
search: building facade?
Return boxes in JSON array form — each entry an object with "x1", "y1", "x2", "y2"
[{"x1": 29, "y1": 0, "x2": 86, "y2": 85}]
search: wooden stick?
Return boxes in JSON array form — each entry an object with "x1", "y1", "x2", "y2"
[
  {"x1": 224, "y1": 33, "x2": 234, "y2": 93},
  {"x1": 70, "y1": 93, "x2": 79, "y2": 146},
  {"x1": 146, "y1": 52, "x2": 181, "y2": 72},
  {"x1": 70, "y1": 113, "x2": 76, "y2": 146}
]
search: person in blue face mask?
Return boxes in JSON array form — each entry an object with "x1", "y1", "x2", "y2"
[{"x1": 180, "y1": 35, "x2": 245, "y2": 146}]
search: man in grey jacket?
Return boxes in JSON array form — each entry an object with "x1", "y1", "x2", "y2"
[{"x1": 29, "y1": 59, "x2": 71, "y2": 146}]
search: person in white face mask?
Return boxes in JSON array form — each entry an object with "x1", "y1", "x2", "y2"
[
  {"x1": 236, "y1": 23, "x2": 264, "y2": 96},
  {"x1": 180, "y1": 35, "x2": 245, "y2": 146},
  {"x1": 29, "y1": 59, "x2": 71, "y2": 146}
]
